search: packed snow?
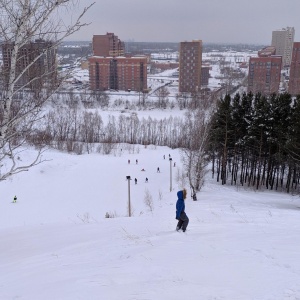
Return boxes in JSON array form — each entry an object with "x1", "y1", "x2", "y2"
[{"x1": 1, "y1": 145, "x2": 300, "y2": 300}]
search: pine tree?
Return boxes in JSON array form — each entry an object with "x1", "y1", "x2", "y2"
[{"x1": 209, "y1": 94, "x2": 234, "y2": 184}]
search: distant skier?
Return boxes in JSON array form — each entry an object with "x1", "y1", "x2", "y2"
[
  {"x1": 13, "y1": 195, "x2": 17, "y2": 203},
  {"x1": 135, "y1": 178, "x2": 137, "y2": 184},
  {"x1": 136, "y1": 159, "x2": 138, "y2": 164},
  {"x1": 128, "y1": 159, "x2": 130, "y2": 164},
  {"x1": 174, "y1": 162, "x2": 176, "y2": 167},
  {"x1": 163, "y1": 155, "x2": 165, "y2": 159},
  {"x1": 176, "y1": 189, "x2": 189, "y2": 232},
  {"x1": 145, "y1": 177, "x2": 148, "y2": 183},
  {"x1": 157, "y1": 167, "x2": 160, "y2": 173}
]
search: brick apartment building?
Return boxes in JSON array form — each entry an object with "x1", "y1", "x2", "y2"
[
  {"x1": 2, "y1": 39, "x2": 57, "y2": 90},
  {"x1": 247, "y1": 55, "x2": 282, "y2": 95},
  {"x1": 179, "y1": 40, "x2": 202, "y2": 93},
  {"x1": 92, "y1": 33, "x2": 124, "y2": 57},
  {"x1": 288, "y1": 42, "x2": 300, "y2": 95},
  {"x1": 89, "y1": 32, "x2": 147, "y2": 92},
  {"x1": 89, "y1": 56, "x2": 147, "y2": 92},
  {"x1": 248, "y1": 46, "x2": 282, "y2": 95}
]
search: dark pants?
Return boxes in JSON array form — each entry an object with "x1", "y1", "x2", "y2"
[{"x1": 177, "y1": 211, "x2": 189, "y2": 231}]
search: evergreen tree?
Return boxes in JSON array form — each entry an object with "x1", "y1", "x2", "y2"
[{"x1": 209, "y1": 94, "x2": 234, "y2": 184}]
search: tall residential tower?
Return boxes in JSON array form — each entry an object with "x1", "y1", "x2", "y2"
[
  {"x1": 2, "y1": 39, "x2": 57, "y2": 91},
  {"x1": 271, "y1": 27, "x2": 295, "y2": 67},
  {"x1": 179, "y1": 40, "x2": 202, "y2": 93}
]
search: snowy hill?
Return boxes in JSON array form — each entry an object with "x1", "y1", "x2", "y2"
[{"x1": 1, "y1": 146, "x2": 300, "y2": 299}]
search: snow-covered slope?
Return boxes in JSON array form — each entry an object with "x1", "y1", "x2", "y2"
[{"x1": 0, "y1": 146, "x2": 300, "y2": 300}]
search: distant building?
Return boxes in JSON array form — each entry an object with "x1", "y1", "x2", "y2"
[
  {"x1": 271, "y1": 27, "x2": 295, "y2": 67},
  {"x1": 288, "y1": 42, "x2": 300, "y2": 95},
  {"x1": 88, "y1": 33, "x2": 148, "y2": 92},
  {"x1": 92, "y1": 33, "x2": 125, "y2": 57},
  {"x1": 248, "y1": 55, "x2": 282, "y2": 95},
  {"x1": 89, "y1": 32, "x2": 147, "y2": 92},
  {"x1": 201, "y1": 66, "x2": 210, "y2": 86},
  {"x1": 151, "y1": 62, "x2": 179, "y2": 72},
  {"x1": 258, "y1": 46, "x2": 276, "y2": 57},
  {"x1": 2, "y1": 39, "x2": 57, "y2": 90},
  {"x1": 179, "y1": 40, "x2": 202, "y2": 93},
  {"x1": 89, "y1": 56, "x2": 147, "y2": 92}
]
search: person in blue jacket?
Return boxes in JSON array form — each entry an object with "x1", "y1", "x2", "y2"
[{"x1": 176, "y1": 188, "x2": 189, "y2": 232}]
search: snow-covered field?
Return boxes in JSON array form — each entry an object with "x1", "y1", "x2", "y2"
[{"x1": 1, "y1": 145, "x2": 300, "y2": 300}]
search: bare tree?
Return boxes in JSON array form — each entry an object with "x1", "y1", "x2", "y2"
[
  {"x1": 176, "y1": 92, "x2": 190, "y2": 110},
  {"x1": 144, "y1": 188, "x2": 154, "y2": 213},
  {"x1": 180, "y1": 108, "x2": 213, "y2": 198},
  {"x1": 175, "y1": 167, "x2": 188, "y2": 190},
  {"x1": 91, "y1": 89, "x2": 109, "y2": 108},
  {"x1": 0, "y1": 0, "x2": 94, "y2": 181},
  {"x1": 155, "y1": 85, "x2": 169, "y2": 108}
]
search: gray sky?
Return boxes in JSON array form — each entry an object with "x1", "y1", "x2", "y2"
[{"x1": 68, "y1": 0, "x2": 300, "y2": 44}]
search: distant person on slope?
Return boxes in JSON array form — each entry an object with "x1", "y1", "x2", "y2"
[{"x1": 176, "y1": 188, "x2": 189, "y2": 232}]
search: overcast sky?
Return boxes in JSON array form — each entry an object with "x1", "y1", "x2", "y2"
[{"x1": 68, "y1": 0, "x2": 300, "y2": 44}]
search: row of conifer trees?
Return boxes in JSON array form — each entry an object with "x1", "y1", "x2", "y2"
[{"x1": 208, "y1": 92, "x2": 300, "y2": 193}]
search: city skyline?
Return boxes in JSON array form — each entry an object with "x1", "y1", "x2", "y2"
[{"x1": 67, "y1": 0, "x2": 300, "y2": 44}]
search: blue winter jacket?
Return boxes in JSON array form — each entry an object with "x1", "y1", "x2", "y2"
[{"x1": 176, "y1": 190, "x2": 185, "y2": 219}]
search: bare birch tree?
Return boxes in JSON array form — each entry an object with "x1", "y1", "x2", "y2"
[
  {"x1": 0, "y1": 0, "x2": 94, "y2": 181},
  {"x1": 180, "y1": 108, "x2": 212, "y2": 199},
  {"x1": 155, "y1": 85, "x2": 169, "y2": 109}
]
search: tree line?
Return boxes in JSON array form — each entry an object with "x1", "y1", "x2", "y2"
[
  {"x1": 208, "y1": 92, "x2": 300, "y2": 193},
  {"x1": 30, "y1": 106, "x2": 188, "y2": 154}
]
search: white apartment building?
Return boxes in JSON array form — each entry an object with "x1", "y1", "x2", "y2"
[{"x1": 271, "y1": 26, "x2": 295, "y2": 67}]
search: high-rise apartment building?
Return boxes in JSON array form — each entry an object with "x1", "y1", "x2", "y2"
[
  {"x1": 2, "y1": 39, "x2": 57, "y2": 90},
  {"x1": 288, "y1": 42, "x2": 300, "y2": 95},
  {"x1": 271, "y1": 27, "x2": 295, "y2": 67},
  {"x1": 89, "y1": 32, "x2": 147, "y2": 92},
  {"x1": 179, "y1": 40, "x2": 202, "y2": 93},
  {"x1": 92, "y1": 33, "x2": 125, "y2": 57},
  {"x1": 89, "y1": 56, "x2": 147, "y2": 92},
  {"x1": 248, "y1": 55, "x2": 282, "y2": 95}
]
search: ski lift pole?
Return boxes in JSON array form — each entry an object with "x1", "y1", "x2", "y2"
[
  {"x1": 126, "y1": 176, "x2": 131, "y2": 217},
  {"x1": 169, "y1": 157, "x2": 172, "y2": 192}
]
